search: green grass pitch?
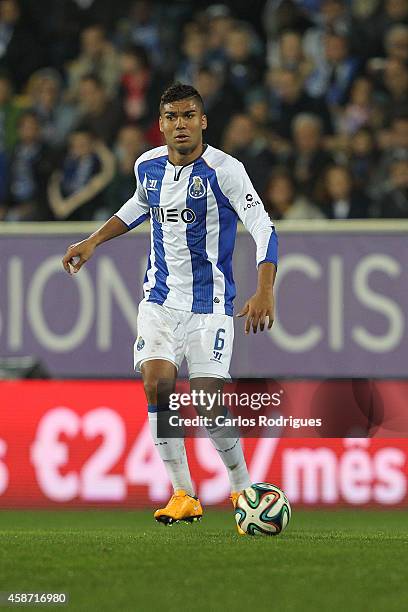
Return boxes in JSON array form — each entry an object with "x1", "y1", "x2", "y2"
[{"x1": 0, "y1": 509, "x2": 407, "y2": 611}]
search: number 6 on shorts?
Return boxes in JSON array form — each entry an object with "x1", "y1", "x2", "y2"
[{"x1": 214, "y1": 328, "x2": 225, "y2": 351}]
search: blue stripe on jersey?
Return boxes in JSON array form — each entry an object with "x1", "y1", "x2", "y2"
[
  {"x1": 259, "y1": 228, "x2": 278, "y2": 267},
  {"x1": 186, "y1": 159, "x2": 214, "y2": 313},
  {"x1": 128, "y1": 212, "x2": 149, "y2": 230},
  {"x1": 207, "y1": 169, "x2": 237, "y2": 316},
  {"x1": 138, "y1": 156, "x2": 169, "y2": 304},
  {"x1": 143, "y1": 252, "x2": 152, "y2": 285}
]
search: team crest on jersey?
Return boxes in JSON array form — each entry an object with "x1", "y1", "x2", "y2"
[
  {"x1": 188, "y1": 176, "x2": 206, "y2": 199},
  {"x1": 136, "y1": 336, "x2": 145, "y2": 351}
]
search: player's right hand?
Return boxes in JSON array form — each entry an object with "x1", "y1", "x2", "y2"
[{"x1": 62, "y1": 239, "x2": 96, "y2": 274}]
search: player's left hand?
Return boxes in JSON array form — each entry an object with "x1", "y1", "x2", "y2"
[{"x1": 237, "y1": 290, "x2": 274, "y2": 334}]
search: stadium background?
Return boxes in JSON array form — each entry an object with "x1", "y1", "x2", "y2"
[{"x1": 0, "y1": 0, "x2": 407, "y2": 512}]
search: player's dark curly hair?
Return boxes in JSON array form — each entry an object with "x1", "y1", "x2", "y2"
[{"x1": 159, "y1": 82, "x2": 204, "y2": 112}]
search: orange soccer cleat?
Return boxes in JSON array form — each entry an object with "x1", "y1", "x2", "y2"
[
  {"x1": 154, "y1": 490, "x2": 203, "y2": 525},
  {"x1": 230, "y1": 491, "x2": 246, "y2": 535}
]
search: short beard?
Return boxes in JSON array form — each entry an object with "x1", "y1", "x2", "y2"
[{"x1": 173, "y1": 142, "x2": 196, "y2": 155}]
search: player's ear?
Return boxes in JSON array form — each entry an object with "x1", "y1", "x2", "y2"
[
  {"x1": 202, "y1": 114, "x2": 207, "y2": 130},
  {"x1": 159, "y1": 115, "x2": 164, "y2": 133}
]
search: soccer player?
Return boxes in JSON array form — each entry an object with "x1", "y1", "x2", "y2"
[{"x1": 62, "y1": 83, "x2": 278, "y2": 532}]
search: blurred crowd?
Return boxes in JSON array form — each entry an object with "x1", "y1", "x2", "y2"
[{"x1": 0, "y1": 0, "x2": 407, "y2": 222}]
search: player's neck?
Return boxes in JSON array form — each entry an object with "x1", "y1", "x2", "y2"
[{"x1": 167, "y1": 142, "x2": 205, "y2": 166}]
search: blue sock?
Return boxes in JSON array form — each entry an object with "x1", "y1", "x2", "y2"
[{"x1": 148, "y1": 404, "x2": 170, "y2": 413}]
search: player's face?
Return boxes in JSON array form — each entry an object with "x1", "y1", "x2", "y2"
[{"x1": 159, "y1": 98, "x2": 207, "y2": 155}]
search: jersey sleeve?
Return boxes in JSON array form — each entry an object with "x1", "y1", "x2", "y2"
[
  {"x1": 223, "y1": 160, "x2": 278, "y2": 267},
  {"x1": 114, "y1": 158, "x2": 150, "y2": 229}
]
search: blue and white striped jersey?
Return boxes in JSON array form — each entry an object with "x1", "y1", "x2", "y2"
[{"x1": 115, "y1": 144, "x2": 278, "y2": 316}]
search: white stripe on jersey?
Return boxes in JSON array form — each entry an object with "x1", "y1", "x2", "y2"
[
  {"x1": 206, "y1": 178, "x2": 226, "y2": 309},
  {"x1": 143, "y1": 223, "x2": 156, "y2": 296}
]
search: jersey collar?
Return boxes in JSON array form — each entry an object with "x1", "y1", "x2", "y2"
[{"x1": 166, "y1": 143, "x2": 209, "y2": 168}]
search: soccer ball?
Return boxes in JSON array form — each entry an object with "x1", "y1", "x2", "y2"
[{"x1": 234, "y1": 483, "x2": 291, "y2": 536}]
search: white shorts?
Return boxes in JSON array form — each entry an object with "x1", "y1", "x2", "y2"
[{"x1": 134, "y1": 299, "x2": 234, "y2": 379}]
